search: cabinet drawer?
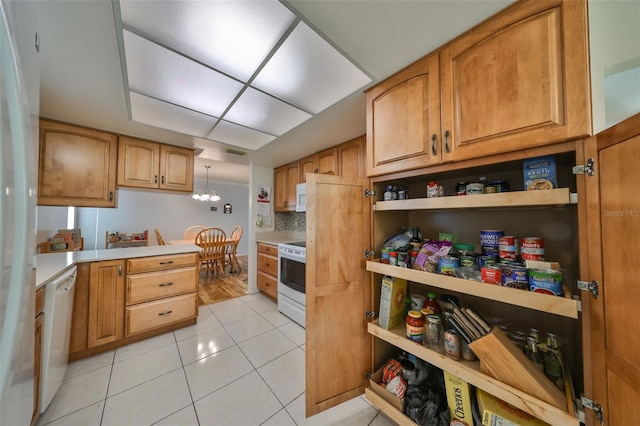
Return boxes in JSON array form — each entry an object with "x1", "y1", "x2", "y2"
[
  {"x1": 127, "y1": 253, "x2": 198, "y2": 273},
  {"x1": 257, "y1": 271, "x2": 277, "y2": 299},
  {"x1": 257, "y1": 243, "x2": 278, "y2": 256},
  {"x1": 125, "y1": 292, "x2": 197, "y2": 336},
  {"x1": 258, "y1": 253, "x2": 278, "y2": 276},
  {"x1": 126, "y1": 266, "x2": 198, "y2": 305}
]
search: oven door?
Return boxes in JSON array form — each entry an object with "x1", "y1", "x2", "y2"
[{"x1": 278, "y1": 255, "x2": 305, "y2": 294}]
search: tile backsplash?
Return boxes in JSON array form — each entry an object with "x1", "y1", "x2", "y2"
[{"x1": 275, "y1": 212, "x2": 306, "y2": 232}]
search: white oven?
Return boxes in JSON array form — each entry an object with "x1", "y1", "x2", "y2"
[{"x1": 277, "y1": 241, "x2": 306, "y2": 328}]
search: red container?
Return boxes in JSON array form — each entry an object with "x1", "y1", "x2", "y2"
[
  {"x1": 521, "y1": 237, "x2": 544, "y2": 261},
  {"x1": 498, "y1": 236, "x2": 520, "y2": 260},
  {"x1": 481, "y1": 266, "x2": 503, "y2": 284}
]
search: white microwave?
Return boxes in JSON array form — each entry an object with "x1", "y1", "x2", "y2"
[{"x1": 296, "y1": 183, "x2": 307, "y2": 212}]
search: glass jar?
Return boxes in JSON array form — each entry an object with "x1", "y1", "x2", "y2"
[
  {"x1": 424, "y1": 314, "x2": 444, "y2": 353},
  {"x1": 406, "y1": 310, "x2": 424, "y2": 343}
]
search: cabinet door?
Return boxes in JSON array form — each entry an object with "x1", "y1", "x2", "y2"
[
  {"x1": 305, "y1": 174, "x2": 372, "y2": 417},
  {"x1": 365, "y1": 54, "x2": 441, "y2": 177},
  {"x1": 583, "y1": 113, "x2": 640, "y2": 426},
  {"x1": 32, "y1": 312, "x2": 43, "y2": 425},
  {"x1": 286, "y1": 162, "x2": 299, "y2": 211},
  {"x1": 299, "y1": 155, "x2": 317, "y2": 183},
  {"x1": 440, "y1": 0, "x2": 590, "y2": 163},
  {"x1": 159, "y1": 144, "x2": 194, "y2": 192},
  {"x1": 274, "y1": 165, "x2": 288, "y2": 212},
  {"x1": 38, "y1": 119, "x2": 117, "y2": 207},
  {"x1": 117, "y1": 136, "x2": 160, "y2": 189},
  {"x1": 338, "y1": 135, "x2": 365, "y2": 178},
  {"x1": 88, "y1": 260, "x2": 125, "y2": 348},
  {"x1": 317, "y1": 147, "x2": 338, "y2": 176}
]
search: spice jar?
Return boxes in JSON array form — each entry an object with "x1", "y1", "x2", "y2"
[
  {"x1": 389, "y1": 251, "x2": 398, "y2": 266},
  {"x1": 424, "y1": 314, "x2": 444, "y2": 353},
  {"x1": 406, "y1": 310, "x2": 424, "y2": 343}
]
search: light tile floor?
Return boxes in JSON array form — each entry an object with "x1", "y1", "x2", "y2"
[{"x1": 38, "y1": 293, "x2": 395, "y2": 426}]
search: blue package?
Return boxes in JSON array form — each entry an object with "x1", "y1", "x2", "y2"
[{"x1": 523, "y1": 155, "x2": 557, "y2": 190}]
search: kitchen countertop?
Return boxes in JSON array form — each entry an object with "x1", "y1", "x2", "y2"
[
  {"x1": 35, "y1": 244, "x2": 201, "y2": 289},
  {"x1": 255, "y1": 231, "x2": 305, "y2": 246}
]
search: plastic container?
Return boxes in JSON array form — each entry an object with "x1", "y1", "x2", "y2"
[
  {"x1": 452, "y1": 242, "x2": 475, "y2": 256},
  {"x1": 422, "y1": 293, "x2": 441, "y2": 315}
]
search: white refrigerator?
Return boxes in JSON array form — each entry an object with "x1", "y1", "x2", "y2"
[{"x1": 1, "y1": 1, "x2": 39, "y2": 424}]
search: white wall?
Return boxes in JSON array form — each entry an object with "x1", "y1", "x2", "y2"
[
  {"x1": 37, "y1": 178, "x2": 250, "y2": 253},
  {"x1": 247, "y1": 165, "x2": 275, "y2": 294}
]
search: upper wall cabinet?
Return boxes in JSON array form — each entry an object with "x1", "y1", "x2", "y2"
[
  {"x1": 338, "y1": 135, "x2": 366, "y2": 178},
  {"x1": 299, "y1": 147, "x2": 338, "y2": 183},
  {"x1": 366, "y1": 0, "x2": 591, "y2": 176},
  {"x1": 117, "y1": 136, "x2": 194, "y2": 193},
  {"x1": 38, "y1": 119, "x2": 117, "y2": 207},
  {"x1": 274, "y1": 161, "x2": 299, "y2": 212}
]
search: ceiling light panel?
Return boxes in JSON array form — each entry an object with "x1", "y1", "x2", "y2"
[
  {"x1": 207, "y1": 120, "x2": 276, "y2": 151},
  {"x1": 224, "y1": 87, "x2": 312, "y2": 136},
  {"x1": 130, "y1": 92, "x2": 215, "y2": 138},
  {"x1": 119, "y1": 0, "x2": 296, "y2": 82},
  {"x1": 252, "y1": 22, "x2": 372, "y2": 114},
  {"x1": 123, "y1": 30, "x2": 243, "y2": 117}
]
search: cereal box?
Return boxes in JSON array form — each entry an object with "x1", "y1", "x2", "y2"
[
  {"x1": 477, "y1": 389, "x2": 549, "y2": 426},
  {"x1": 444, "y1": 371, "x2": 473, "y2": 424},
  {"x1": 523, "y1": 155, "x2": 557, "y2": 191},
  {"x1": 378, "y1": 276, "x2": 407, "y2": 330}
]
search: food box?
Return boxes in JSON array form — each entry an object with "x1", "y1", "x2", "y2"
[
  {"x1": 444, "y1": 371, "x2": 474, "y2": 424},
  {"x1": 523, "y1": 155, "x2": 557, "y2": 190},
  {"x1": 378, "y1": 276, "x2": 407, "y2": 330},
  {"x1": 369, "y1": 365, "x2": 404, "y2": 412},
  {"x1": 476, "y1": 389, "x2": 549, "y2": 426}
]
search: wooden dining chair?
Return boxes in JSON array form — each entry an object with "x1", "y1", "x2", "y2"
[
  {"x1": 154, "y1": 228, "x2": 166, "y2": 246},
  {"x1": 195, "y1": 227, "x2": 227, "y2": 276},
  {"x1": 184, "y1": 225, "x2": 206, "y2": 240},
  {"x1": 225, "y1": 225, "x2": 243, "y2": 273}
]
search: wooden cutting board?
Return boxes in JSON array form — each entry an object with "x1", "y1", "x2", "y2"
[{"x1": 469, "y1": 327, "x2": 567, "y2": 411}]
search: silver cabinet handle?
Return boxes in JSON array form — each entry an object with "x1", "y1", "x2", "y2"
[
  {"x1": 159, "y1": 261, "x2": 174, "y2": 265},
  {"x1": 158, "y1": 310, "x2": 173, "y2": 316},
  {"x1": 431, "y1": 134, "x2": 437, "y2": 156},
  {"x1": 118, "y1": 264, "x2": 123, "y2": 276},
  {"x1": 159, "y1": 282, "x2": 174, "y2": 287},
  {"x1": 444, "y1": 130, "x2": 451, "y2": 153}
]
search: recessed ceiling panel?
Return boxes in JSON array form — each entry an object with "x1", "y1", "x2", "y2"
[
  {"x1": 119, "y1": 0, "x2": 296, "y2": 82},
  {"x1": 224, "y1": 87, "x2": 312, "y2": 136},
  {"x1": 252, "y1": 22, "x2": 372, "y2": 114},
  {"x1": 130, "y1": 92, "x2": 215, "y2": 137},
  {"x1": 207, "y1": 120, "x2": 276, "y2": 151},
  {"x1": 123, "y1": 30, "x2": 243, "y2": 117}
]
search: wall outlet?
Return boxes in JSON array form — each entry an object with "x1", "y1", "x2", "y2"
[{"x1": 210, "y1": 206, "x2": 217, "y2": 211}]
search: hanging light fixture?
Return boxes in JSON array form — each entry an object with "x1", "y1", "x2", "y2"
[{"x1": 192, "y1": 165, "x2": 220, "y2": 202}]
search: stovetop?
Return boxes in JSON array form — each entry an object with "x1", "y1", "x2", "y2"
[{"x1": 285, "y1": 241, "x2": 306, "y2": 248}]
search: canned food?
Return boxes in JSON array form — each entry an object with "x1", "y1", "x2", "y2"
[
  {"x1": 498, "y1": 236, "x2": 520, "y2": 261},
  {"x1": 481, "y1": 266, "x2": 503, "y2": 284},
  {"x1": 398, "y1": 250, "x2": 410, "y2": 268},
  {"x1": 477, "y1": 255, "x2": 498, "y2": 267},
  {"x1": 389, "y1": 251, "x2": 398, "y2": 266},
  {"x1": 480, "y1": 230, "x2": 504, "y2": 251},
  {"x1": 439, "y1": 256, "x2": 459, "y2": 276},
  {"x1": 459, "y1": 256, "x2": 476, "y2": 268},
  {"x1": 444, "y1": 329, "x2": 461, "y2": 360},
  {"x1": 521, "y1": 237, "x2": 545, "y2": 261},
  {"x1": 427, "y1": 182, "x2": 444, "y2": 198},
  {"x1": 381, "y1": 247, "x2": 390, "y2": 264},
  {"x1": 455, "y1": 182, "x2": 468, "y2": 196},
  {"x1": 502, "y1": 265, "x2": 529, "y2": 290},
  {"x1": 466, "y1": 182, "x2": 484, "y2": 195},
  {"x1": 484, "y1": 185, "x2": 498, "y2": 194},
  {"x1": 490, "y1": 180, "x2": 510, "y2": 192},
  {"x1": 528, "y1": 269, "x2": 563, "y2": 296}
]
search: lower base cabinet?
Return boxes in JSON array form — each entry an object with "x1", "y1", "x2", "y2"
[
  {"x1": 69, "y1": 253, "x2": 199, "y2": 361},
  {"x1": 257, "y1": 243, "x2": 278, "y2": 299},
  {"x1": 32, "y1": 287, "x2": 45, "y2": 426}
]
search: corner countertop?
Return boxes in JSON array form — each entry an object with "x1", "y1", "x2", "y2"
[
  {"x1": 255, "y1": 231, "x2": 306, "y2": 246},
  {"x1": 35, "y1": 244, "x2": 201, "y2": 290}
]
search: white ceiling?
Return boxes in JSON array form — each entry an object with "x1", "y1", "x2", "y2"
[{"x1": 36, "y1": 0, "x2": 515, "y2": 183}]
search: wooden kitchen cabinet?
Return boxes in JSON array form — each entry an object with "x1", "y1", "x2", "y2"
[
  {"x1": 117, "y1": 135, "x2": 194, "y2": 192},
  {"x1": 299, "y1": 147, "x2": 338, "y2": 183},
  {"x1": 125, "y1": 254, "x2": 199, "y2": 337},
  {"x1": 274, "y1": 161, "x2": 299, "y2": 212},
  {"x1": 38, "y1": 119, "x2": 117, "y2": 207},
  {"x1": 338, "y1": 135, "x2": 366, "y2": 178},
  {"x1": 32, "y1": 287, "x2": 45, "y2": 426},
  {"x1": 88, "y1": 259, "x2": 125, "y2": 348},
  {"x1": 256, "y1": 243, "x2": 278, "y2": 299},
  {"x1": 365, "y1": 0, "x2": 590, "y2": 177}
]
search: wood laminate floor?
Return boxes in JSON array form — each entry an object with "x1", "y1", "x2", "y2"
[{"x1": 198, "y1": 255, "x2": 249, "y2": 305}]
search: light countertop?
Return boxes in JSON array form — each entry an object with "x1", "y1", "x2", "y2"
[
  {"x1": 35, "y1": 244, "x2": 201, "y2": 289},
  {"x1": 255, "y1": 231, "x2": 305, "y2": 246}
]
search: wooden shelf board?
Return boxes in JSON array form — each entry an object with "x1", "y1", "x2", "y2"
[
  {"x1": 374, "y1": 188, "x2": 571, "y2": 211},
  {"x1": 364, "y1": 388, "x2": 417, "y2": 426},
  {"x1": 367, "y1": 260, "x2": 579, "y2": 319},
  {"x1": 368, "y1": 322, "x2": 579, "y2": 426}
]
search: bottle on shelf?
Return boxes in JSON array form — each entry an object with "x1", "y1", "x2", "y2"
[
  {"x1": 542, "y1": 332, "x2": 565, "y2": 391},
  {"x1": 422, "y1": 293, "x2": 441, "y2": 315},
  {"x1": 409, "y1": 228, "x2": 422, "y2": 251},
  {"x1": 526, "y1": 336, "x2": 544, "y2": 372}
]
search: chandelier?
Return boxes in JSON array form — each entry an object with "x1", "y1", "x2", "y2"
[{"x1": 192, "y1": 165, "x2": 220, "y2": 202}]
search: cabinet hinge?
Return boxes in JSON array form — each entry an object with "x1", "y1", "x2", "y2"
[
  {"x1": 572, "y1": 158, "x2": 595, "y2": 176},
  {"x1": 581, "y1": 396, "x2": 604, "y2": 425},
  {"x1": 366, "y1": 372, "x2": 372, "y2": 381},
  {"x1": 365, "y1": 311, "x2": 377, "y2": 320},
  {"x1": 577, "y1": 280, "x2": 599, "y2": 299},
  {"x1": 365, "y1": 249, "x2": 376, "y2": 259},
  {"x1": 364, "y1": 189, "x2": 376, "y2": 198}
]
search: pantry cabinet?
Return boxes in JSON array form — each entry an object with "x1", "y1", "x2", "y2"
[
  {"x1": 38, "y1": 119, "x2": 117, "y2": 207},
  {"x1": 117, "y1": 136, "x2": 194, "y2": 192},
  {"x1": 274, "y1": 161, "x2": 299, "y2": 212},
  {"x1": 365, "y1": 0, "x2": 591, "y2": 177}
]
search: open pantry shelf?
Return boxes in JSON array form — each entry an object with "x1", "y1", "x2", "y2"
[
  {"x1": 368, "y1": 321, "x2": 578, "y2": 426},
  {"x1": 364, "y1": 387, "x2": 417, "y2": 426},
  {"x1": 374, "y1": 188, "x2": 572, "y2": 211},
  {"x1": 367, "y1": 260, "x2": 580, "y2": 319}
]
